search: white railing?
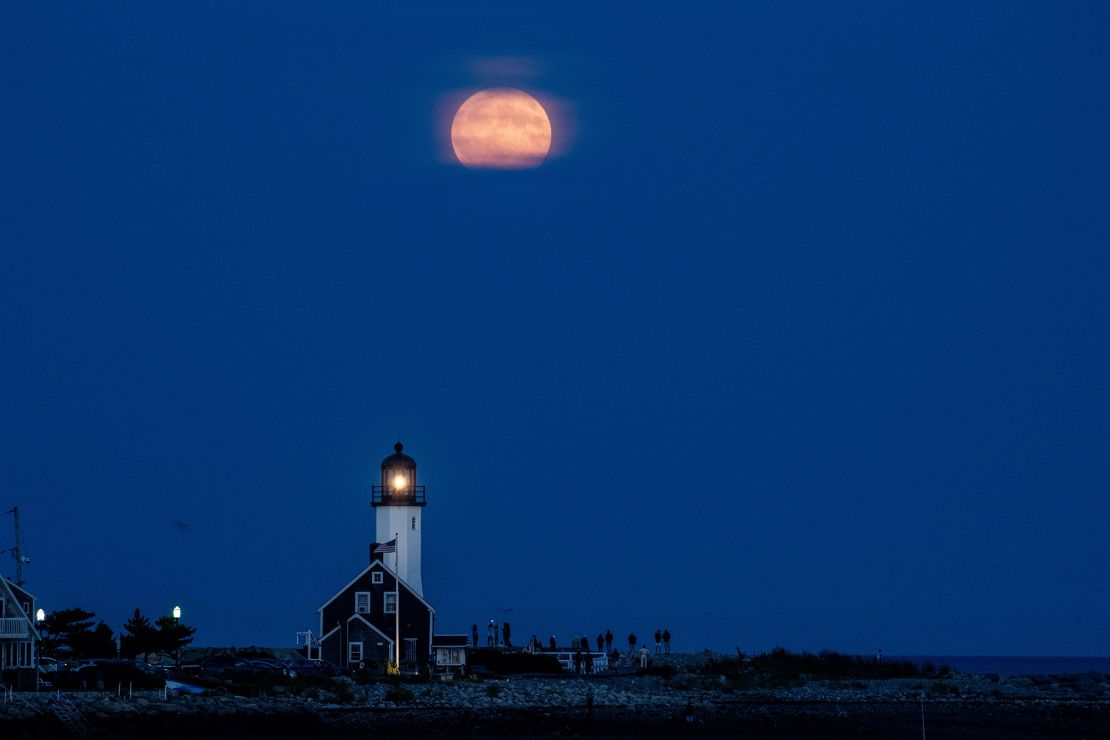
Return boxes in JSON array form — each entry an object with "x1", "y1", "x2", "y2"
[{"x1": 0, "y1": 617, "x2": 31, "y2": 638}]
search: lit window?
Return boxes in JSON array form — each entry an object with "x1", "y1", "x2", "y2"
[
  {"x1": 372, "y1": 571, "x2": 383, "y2": 585},
  {"x1": 384, "y1": 592, "x2": 397, "y2": 614},
  {"x1": 355, "y1": 592, "x2": 370, "y2": 613}
]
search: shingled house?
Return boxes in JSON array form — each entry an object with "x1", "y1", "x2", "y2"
[
  {"x1": 317, "y1": 556, "x2": 434, "y2": 669},
  {"x1": 0, "y1": 574, "x2": 40, "y2": 689}
]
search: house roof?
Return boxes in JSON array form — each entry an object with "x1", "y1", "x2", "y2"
[
  {"x1": 432, "y1": 634, "x2": 469, "y2": 647},
  {"x1": 317, "y1": 559, "x2": 435, "y2": 614},
  {"x1": 0, "y1": 574, "x2": 40, "y2": 641},
  {"x1": 347, "y1": 613, "x2": 394, "y2": 645}
]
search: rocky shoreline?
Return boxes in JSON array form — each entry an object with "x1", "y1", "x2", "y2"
[{"x1": 4, "y1": 656, "x2": 1108, "y2": 738}]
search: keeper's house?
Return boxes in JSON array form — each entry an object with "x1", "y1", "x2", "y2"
[
  {"x1": 317, "y1": 442, "x2": 436, "y2": 670},
  {"x1": 0, "y1": 574, "x2": 40, "y2": 689},
  {"x1": 317, "y1": 556, "x2": 434, "y2": 669}
]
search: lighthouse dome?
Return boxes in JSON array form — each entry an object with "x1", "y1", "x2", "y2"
[{"x1": 381, "y1": 441, "x2": 415, "y2": 469}]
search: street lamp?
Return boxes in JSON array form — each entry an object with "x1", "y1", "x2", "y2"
[
  {"x1": 172, "y1": 605, "x2": 182, "y2": 668},
  {"x1": 36, "y1": 608, "x2": 45, "y2": 623}
]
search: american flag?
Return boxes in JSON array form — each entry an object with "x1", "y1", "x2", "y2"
[{"x1": 373, "y1": 538, "x2": 397, "y2": 554}]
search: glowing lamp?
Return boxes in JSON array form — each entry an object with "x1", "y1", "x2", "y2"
[
  {"x1": 172, "y1": 605, "x2": 181, "y2": 620},
  {"x1": 393, "y1": 474, "x2": 407, "y2": 491},
  {"x1": 36, "y1": 608, "x2": 45, "y2": 623}
]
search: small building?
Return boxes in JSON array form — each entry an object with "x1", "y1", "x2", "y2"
[
  {"x1": 317, "y1": 442, "x2": 436, "y2": 671},
  {"x1": 0, "y1": 574, "x2": 40, "y2": 689},
  {"x1": 431, "y1": 634, "x2": 468, "y2": 674}
]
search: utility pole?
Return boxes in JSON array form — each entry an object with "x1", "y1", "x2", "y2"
[{"x1": 4, "y1": 507, "x2": 30, "y2": 585}]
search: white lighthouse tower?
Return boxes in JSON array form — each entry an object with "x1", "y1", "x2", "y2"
[{"x1": 372, "y1": 442, "x2": 425, "y2": 597}]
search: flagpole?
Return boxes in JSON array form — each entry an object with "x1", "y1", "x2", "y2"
[{"x1": 394, "y1": 531, "x2": 400, "y2": 671}]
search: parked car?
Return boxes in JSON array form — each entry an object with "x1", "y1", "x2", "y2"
[
  {"x1": 282, "y1": 659, "x2": 348, "y2": 678},
  {"x1": 246, "y1": 658, "x2": 286, "y2": 676},
  {"x1": 133, "y1": 660, "x2": 171, "y2": 677},
  {"x1": 53, "y1": 661, "x2": 165, "y2": 690},
  {"x1": 198, "y1": 655, "x2": 263, "y2": 681}
]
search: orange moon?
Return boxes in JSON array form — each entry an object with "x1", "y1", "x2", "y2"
[{"x1": 450, "y1": 88, "x2": 552, "y2": 169}]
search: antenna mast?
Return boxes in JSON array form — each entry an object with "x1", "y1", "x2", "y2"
[{"x1": 4, "y1": 507, "x2": 29, "y2": 586}]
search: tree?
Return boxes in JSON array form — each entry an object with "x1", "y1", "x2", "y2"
[
  {"x1": 155, "y1": 614, "x2": 196, "y2": 665},
  {"x1": 71, "y1": 621, "x2": 116, "y2": 659},
  {"x1": 122, "y1": 608, "x2": 157, "y2": 661},
  {"x1": 40, "y1": 607, "x2": 96, "y2": 658}
]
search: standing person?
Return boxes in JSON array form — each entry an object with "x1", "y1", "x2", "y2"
[
  {"x1": 580, "y1": 635, "x2": 589, "y2": 652},
  {"x1": 628, "y1": 633, "x2": 637, "y2": 655},
  {"x1": 549, "y1": 635, "x2": 557, "y2": 651},
  {"x1": 503, "y1": 622, "x2": 511, "y2": 648},
  {"x1": 604, "y1": 629, "x2": 613, "y2": 654},
  {"x1": 573, "y1": 649, "x2": 582, "y2": 674},
  {"x1": 610, "y1": 649, "x2": 620, "y2": 671},
  {"x1": 654, "y1": 629, "x2": 662, "y2": 654},
  {"x1": 596, "y1": 633, "x2": 604, "y2": 653},
  {"x1": 487, "y1": 620, "x2": 495, "y2": 647},
  {"x1": 471, "y1": 624, "x2": 479, "y2": 648},
  {"x1": 585, "y1": 650, "x2": 594, "y2": 674},
  {"x1": 662, "y1": 629, "x2": 671, "y2": 654},
  {"x1": 639, "y1": 646, "x2": 649, "y2": 669}
]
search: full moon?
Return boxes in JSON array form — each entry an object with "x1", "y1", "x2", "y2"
[{"x1": 450, "y1": 88, "x2": 552, "y2": 169}]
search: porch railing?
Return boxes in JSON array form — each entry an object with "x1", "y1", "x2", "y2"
[{"x1": 0, "y1": 618, "x2": 30, "y2": 638}]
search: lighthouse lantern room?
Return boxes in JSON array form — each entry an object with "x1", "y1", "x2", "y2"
[{"x1": 372, "y1": 442, "x2": 426, "y2": 597}]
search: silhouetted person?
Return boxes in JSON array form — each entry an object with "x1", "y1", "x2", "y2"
[
  {"x1": 503, "y1": 622, "x2": 511, "y2": 647},
  {"x1": 573, "y1": 649, "x2": 582, "y2": 674},
  {"x1": 628, "y1": 633, "x2": 637, "y2": 654},
  {"x1": 662, "y1": 629, "x2": 671, "y2": 654},
  {"x1": 654, "y1": 629, "x2": 662, "y2": 654},
  {"x1": 639, "y1": 646, "x2": 649, "y2": 669},
  {"x1": 487, "y1": 620, "x2": 495, "y2": 647},
  {"x1": 610, "y1": 649, "x2": 620, "y2": 671},
  {"x1": 579, "y1": 635, "x2": 589, "y2": 651},
  {"x1": 596, "y1": 633, "x2": 604, "y2": 653},
  {"x1": 549, "y1": 635, "x2": 556, "y2": 651},
  {"x1": 604, "y1": 629, "x2": 613, "y2": 654},
  {"x1": 585, "y1": 650, "x2": 594, "y2": 674},
  {"x1": 471, "y1": 624, "x2": 479, "y2": 647},
  {"x1": 495, "y1": 623, "x2": 500, "y2": 646}
]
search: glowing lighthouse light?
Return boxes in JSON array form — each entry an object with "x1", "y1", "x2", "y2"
[{"x1": 393, "y1": 474, "x2": 407, "y2": 491}]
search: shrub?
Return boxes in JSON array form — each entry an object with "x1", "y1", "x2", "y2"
[
  {"x1": 466, "y1": 649, "x2": 563, "y2": 675},
  {"x1": 384, "y1": 684, "x2": 414, "y2": 702},
  {"x1": 486, "y1": 684, "x2": 502, "y2": 698},
  {"x1": 638, "y1": 663, "x2": 677, "y2": 680},
  {"x1": 697, "y1": 648, "x2": 928, "y2": 685},
  {"x1": 331, "y1": 680, "x2": 356, "y2": 703}
]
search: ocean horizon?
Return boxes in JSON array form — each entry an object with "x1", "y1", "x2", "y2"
[{"x1": 890, "y1": 655, "x2": 1110, "y2": 675}]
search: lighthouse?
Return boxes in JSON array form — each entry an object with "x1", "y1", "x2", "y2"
[{"x1": 372, "y1": 442, "x2": 425, "y2": 597}]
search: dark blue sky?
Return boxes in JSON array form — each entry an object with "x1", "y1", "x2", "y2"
[{"x1": 2, "y1": 2, "x2": 1108, "y2": 655}]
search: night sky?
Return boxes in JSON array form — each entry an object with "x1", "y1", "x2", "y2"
[{"x1": 3, "y1": 2, "x2": 1109, "y2": 656}]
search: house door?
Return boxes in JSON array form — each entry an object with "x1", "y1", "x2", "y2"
[{"x1": 404, "y1": 638, "x2": 417, "y2": 666}]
